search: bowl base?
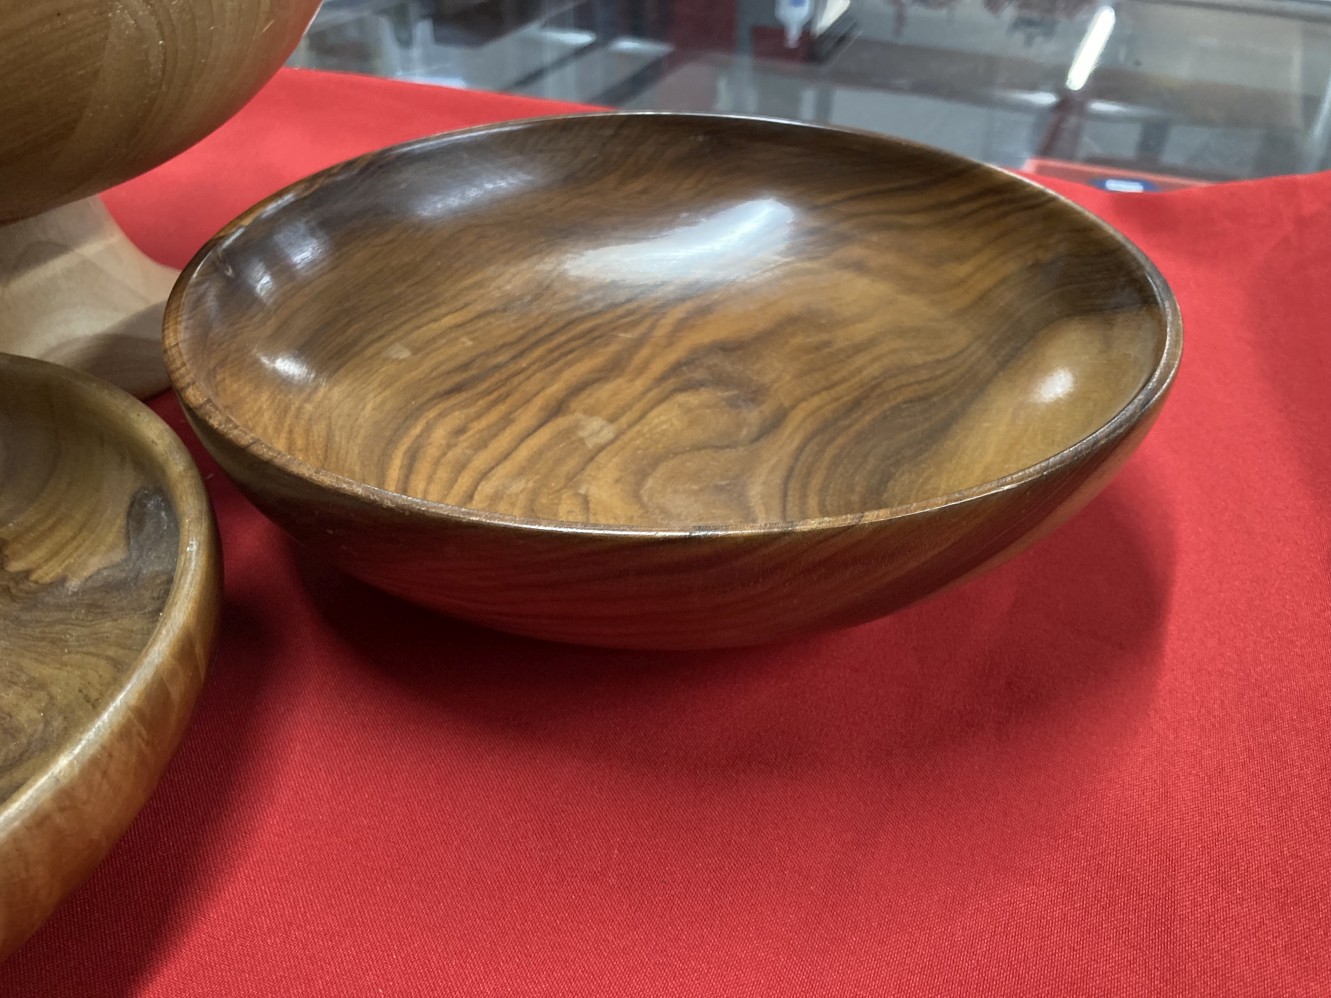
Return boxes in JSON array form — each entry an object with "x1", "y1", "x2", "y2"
[{"x1": 0, "y1": 197, "x2": 176, "y2": 398}]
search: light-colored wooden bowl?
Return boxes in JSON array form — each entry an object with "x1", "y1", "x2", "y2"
[
  {"x1": 165, "y1": 113, "x2": 1181, "y2": 650},
  {"x1": 0, "y1": 353, "x2": 221, "y2": 959},
  {"x1": 0, "y1": 1, "x2": 320, "y2": 222},
  {"x1": 0, "y1": 0, "x2": 322, "y2": 395}
]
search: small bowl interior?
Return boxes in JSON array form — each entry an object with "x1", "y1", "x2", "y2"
[
  {"x1": 0, "y1": 364, "x2": 180, "y2": 802},
  {"x1": 174, "y1": 114, "x2": 1170, "y2": 529}
]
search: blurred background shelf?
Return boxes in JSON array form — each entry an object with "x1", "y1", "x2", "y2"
[{"x1": 290, "y1": 0, "x2": 1331, "y2": 185}]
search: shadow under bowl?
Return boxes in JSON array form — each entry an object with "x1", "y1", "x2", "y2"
[{"x1": 165, "y1": 112, "x2": 1181, "y2": 649}]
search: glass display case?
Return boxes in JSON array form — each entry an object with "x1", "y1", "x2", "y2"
[{"x1": 291, "y1": 0, "x2": 1331, "y2": 187}]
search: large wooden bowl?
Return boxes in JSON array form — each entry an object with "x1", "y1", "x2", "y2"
[
  {"x1": 165, "y1": 113, "x2": 1181, "y2": 649},
  {"x1": 0, "y1": 354, "x2": 220, "y2": 958}
]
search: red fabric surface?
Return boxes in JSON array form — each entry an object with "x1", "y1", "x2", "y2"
[{"x1": 4, "y1": 68, "x2": 1329, "y2": 995}]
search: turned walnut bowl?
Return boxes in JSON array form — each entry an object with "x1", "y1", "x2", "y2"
[
  {"x1": 165, "y1": 113, "x2": 1181, "y2": 650},
  {"x1": 0, "y1": 354, "x2": 220, "y2": 957}
]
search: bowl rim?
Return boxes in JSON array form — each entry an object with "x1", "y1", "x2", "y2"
[
  {"x1": 0, "y1": 353, "x2": 219, "y2": 954},
  {"x1": 164, "y1": 110, "x2": 1183, "y2": 539},
  {"x1": 0, "y1": 353, "x2": 216, "y2": 815}
]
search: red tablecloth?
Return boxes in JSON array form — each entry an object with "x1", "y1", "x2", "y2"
[{"x1": 4, "y1": 68, "x2": 1327, "y2": 996}]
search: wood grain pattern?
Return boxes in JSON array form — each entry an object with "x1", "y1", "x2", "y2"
[
  {"x1": 0, "y1": 353, "x2": 220, "y2": 960},
  {"x1": 0, "y1": 0, "x2": 321, "y2": 223},
  {"x1": 0, "y1": 0, "x2": 321, "y2": 394},
  {"x1": 0, "y1": 198, "x2": 177, "y2": 398},
  {"x1": 166, "y1": 113, "x2": 1181, "y2": 649}
]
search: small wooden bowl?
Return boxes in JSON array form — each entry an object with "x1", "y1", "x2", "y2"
[
  {"x1": 0, "y1": 354, "x2": 220, "y2": 958},
  {"x1": 165, "y1": 113, "x2": 1181, "y2": 650}
]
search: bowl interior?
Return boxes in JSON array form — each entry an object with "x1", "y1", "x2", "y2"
[
  {"x1": 0, "y1": 361, "x2": 180, "y2": 801},
  {"x1": 172, "y1": 114, "x2": 1172, "y2": 529}
]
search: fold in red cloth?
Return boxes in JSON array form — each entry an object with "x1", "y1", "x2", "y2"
[{"x1": 4, "y1": 69, "x2": 1327, "y2": 996}]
